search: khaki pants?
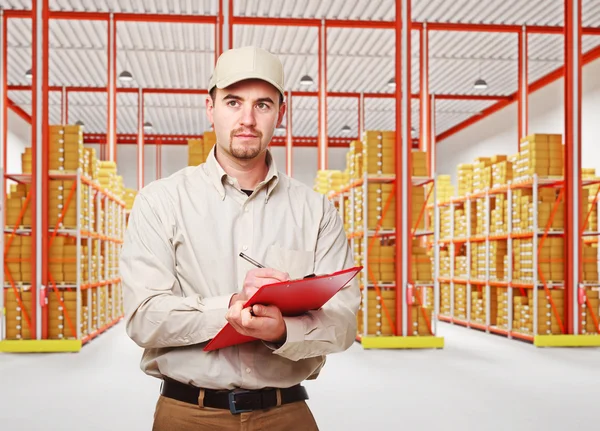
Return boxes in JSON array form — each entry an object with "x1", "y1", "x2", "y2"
[{"x1": 152, "y1": 395, "x2": 319, "y2": 431}]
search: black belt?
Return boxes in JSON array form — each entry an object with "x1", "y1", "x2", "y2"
[{"x1": 161, "y1": 377, "x2": 309, "y2": 415}]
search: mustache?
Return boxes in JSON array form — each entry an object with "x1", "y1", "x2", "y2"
[{"x1": 231, "y1": 128, "x2": 263, "y2": 139}]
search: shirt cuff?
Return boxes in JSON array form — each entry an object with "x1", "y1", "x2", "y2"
[
  {"x1": 268, "y1": 316, "x2": 306, "y2": 358},
  {"x1": 198, "y1": 293, "x2": 235, "y2": 311}
]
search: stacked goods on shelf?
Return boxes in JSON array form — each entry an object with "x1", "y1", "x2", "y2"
[
  {"x1": 472, "y1": 157, "x2": 492, "y2": 192},
  {"x1": 454, "y1": 245, "x2": 467, "y2": 319},
  {"x1": 21, "y1": 148, "x2": 32, "y2": 173},
  {"x1": 471, "y1": 242, "x2": 485, "y2": 280},
  {"x1": 454, "y1": 205, "x2": 467, "y2": 237},
  {"x1": 5, "y1": 183, "x2": 32, "y2": 228},
  {"x1": 582, "y1": 244, "x2": 599, "y2": 283},
  {"x1": 457, "y1": 164, "x2": 473, "y2": 196},
  {"x1": 412, "y1": 151, "x2": 427, "y2": 177},
  {"x1": 490, "y1": 194, "x2": 509, "y2": 234},
  {"x1": 437, "y1": 175, "x2": 454, "y2": 203},
  {"x1": 580, "y1": 288, "x2": 599, "y2": 334},
  {"x1": 363, "y1": 131, "x2": 395, "y2": 175},
  {"x1": 489, "y1": 240, "x2": 507, "y2": 281},
  {"x1": 367, "y1": 183, "x2": 395, "y2": 230},
  {"x1": 518, "y1": 134, "x2": 564, "y2": 181},
  {"x1": 440, "y1": 206, "x2": 452, "y2": 239},
  {"x1": 474, "y1": 198, "x2": 486, "y2": 236},
  {"x1": 48, "y1": 179, "x2": 88, "y2": 230},
  {"x1": 97, "y1": 161, "x2": 117, "y2": 192},
  {"x1": 49, "y1": 125, "x2": 84, "y2": 173},
  {"x1": 83, "y1": 147, "x2": 97, "y2": 180},
  {"x1": 187, "y1": 138, "x2": 206, "y2": 166},
  {"x1": 3, "y1": 287, "x2": 32, "y2": 340},
  {"x1": 124, "y1": 188, "x2": 138, "y2": 211},
  {"x1": 368, "y1": 239, "x2": 395, "y2": 284},
  {"x1": 411, "y1": 239, "x2": 432, "y2": 283},
  {"x1": 440, "y1": 282, "x2": 451, "y2": 315},
  {"x1": 3, "y1": 234, "x2": 32, "y2": 284},
  {"x1": 359, "y1": 288, "x2": 395, "y2": 336},
  {"x1": 409, "y1": 304, "x2": 433, "y2": 336},
  {"x1": 411, "y1": 185, "x2": 426, "y2": 231},
  {"x1": 47, "y1": 290, "x2": 81, "y2": 340},
  {"x1": 314, "y1": 170, "x2": 349, "y2": 195},
  {"x1": 524, "y1": 289, "x2": 565, "y2": 335},
  {"x1": 48, "y1": 236, "x2": 86, "y2": 284},
  {"x1": 491, "y1": 156, "x2": 512, "y2": 187},
  {"x1": 471, "y1": 290, "x2": 484, "y2": 324},
  {"x1": 496, "y1": 287, "x2": 509, "y2": 329},
  {"x1": 348, "y1": 140, "x2": 363, "y2": 180}
]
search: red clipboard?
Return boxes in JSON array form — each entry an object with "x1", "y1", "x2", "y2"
[{"x1": 203, "y1": 266, "x2": 363, "y2": 352}]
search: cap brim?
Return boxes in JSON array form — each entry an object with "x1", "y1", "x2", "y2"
[{"x1": 213, "y1": 72, "x2": 285, "y2": 97}]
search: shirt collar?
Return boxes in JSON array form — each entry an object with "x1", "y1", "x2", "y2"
[{"x1": 204, "y1": 144, "x2": 280, "y2": 200}]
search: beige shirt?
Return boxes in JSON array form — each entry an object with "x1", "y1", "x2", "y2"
[{"x1": 119, "y1": 146, "x2": 360, "y2": 390}]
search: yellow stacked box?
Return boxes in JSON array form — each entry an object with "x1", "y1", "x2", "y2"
[
  {"x1": 364, "y1": 288, "x2": 396, "y2": 335},
  {"x1": 3, "y1": 234, "x2": 20, "y2": 283},
  {"x1": 513, "y1": 294, "x2": 532, "y2": 334},
  {"x1": 21, "y1": 147, "x2": 32, "y2": 173},
  {"x1": 519, "y1": 133, "x2": 563, "y2": 179},
  {"x1": 580, "y1": 288, "x2": 599, "y2": 334},
  {"x1": 491, "y1": 155, "x2": 512, "y2": 187},
  {"x1": 455, "y1": 248, "x2": 468, "y2": 279},
  {"x1": 538, "y1": 237, "x2": 564, "y2": 283},
  {"x1": 354, "y1": 187, "x2": 363, "y2": 233},
  {"x1": 97, "y1": 161, "x2": 117, "y2": 193},
  {"x1": 511, "y1": 189, "x2": 532, "y2": 231},
  {"x1": 84, "y1": 147, "x2": 98, "y2": 181},
  {"x1": 314, "y1": 170, "x2": 347, "y2": 195},
  {"x1": 471, "y1": 289, "x2": 496, "y2": 324},
  {"x1": 353, "y1": 240, "x2": 362, "y2": 270},
  {"x1": 412, "y1": 151, "x2": 428, "y2": 177},
  {"x1": 440, "y1": 250, "x2": 451, "y2": 278},
  {"x1": 62, "y1": 237, "x2": 88, "y2": 284},
  {"x1": 457, "y1": 164, "x2": 473, "y2": 196},
  {"x1": 348, "y1": 140, "x2": 364, "y2": 180},
  {"x1": 527, "y1": 188, "x2": 564, "y2": 231},
  {"x1": 454, "y1": 284, "x2": 467, "y2": 320},
  {"x1": 124, "y1": 188, "x2": 138, "y2": 211},
  {"x1": 411, "y1": 185, "x2": 425, "y2": 231},
  {"x1": 582, "y1": 244, "x2": 598, "y2": 283},
  {"x1": 470, "y1": 242, "x2": 484, "y2": 280},
  {"x1": 48, "y1": 180, "x2": 85, "y2": 229},
  {"x1": 496, "y1": 287, "x2": 509, "y2": 329},
  {"x1": 475, "y1": 198, "x2": 487, "y2": 236},
  {"x1": 409, "y1": 305, "x2": 433, "y2": 336},
  {"x1": 3, "y1": 287, "x2": 33, "y2": 340},
  {"x1": 362, "y1": 130, "x2": 395, "y2": 175},
  {"x1": 5, "y1": 183, "x2": 32, "y2": 228},
  {"x1": 454, "y1": 207, "x2": 467, "y2": 237},
  {"x1": 367, "y1": 184, "x2": 395, "y2": 230},
  {"x1": 440, "y1": 283, "x2": 451, "y2": 315},
  {"x1": 440, "y1": 206, "x2": 452, "y2": 239},
  {"x1": 188, "y1": 138, "x2": 206, "y2": 166},
  {"x1": 436, "y1": 175, "x2": 454, "y2": 203},
  {"x1": 48, "y1": 236, "x2": 65, "y2": 283},
  {"x1": 490, "y1": 194, "x2": 509, "y2": 234},
  {"x1": 411, "y1": 240, "x2": 432, "y2": 283},
  {"x1": 49, "y1": 125, "x2": 84, "y2": 173},
  {"x1": 489, "y1": 240, "x2": 508, "y2": 281},
  {"x1": 530, "y1": 288, "x2": 565, "y2": 335},
  {"x1": 47, "y1": 290, "x2": 79, "y2": 339},
  {"x1": 472, "y1": 157, "x2": 492, "y2": 193}
]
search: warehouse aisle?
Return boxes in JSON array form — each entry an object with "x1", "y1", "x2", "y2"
[{"x1": 1, "y1": 322, "x2": 599, "y2": 431}]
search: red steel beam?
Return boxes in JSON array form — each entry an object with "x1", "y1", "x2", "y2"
[
  {"x1": 317, "y1": 20, "x2": 328, "y2": 170},
  {"x1": 7, "y1": 98, "x2": 31, "y2": 124},
  {"x1": 517, "y1": 26, "x2": 528, "y2": 150},
  {"x1": 437, "y1": 43, "x2": 600, "y2": 143}
]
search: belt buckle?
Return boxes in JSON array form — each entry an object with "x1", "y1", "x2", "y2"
[{"x1": 228, "y1": 389, "x2": 254, "y2": 415}]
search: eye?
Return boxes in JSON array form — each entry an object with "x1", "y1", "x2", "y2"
[
  {"x1": 256, "y1": 102, "x2": 270, "y2": 110},
  {"x1": 226, "y1": 100, "x2": 239, "y2": 107}
]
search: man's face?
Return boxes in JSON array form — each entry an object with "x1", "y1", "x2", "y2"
[{"x1": 206, "y1": 79, "x2": 286, "y2": 161}]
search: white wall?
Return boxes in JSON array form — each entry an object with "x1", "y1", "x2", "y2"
[
  {"x1": 6, "y1": 109, "x2": 31, "y2": 175},
  {"x1": 437, "y1": 57, "x2": 600, "y2": 186}
]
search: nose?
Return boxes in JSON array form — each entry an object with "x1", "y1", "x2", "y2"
[{"x1": 239, "y1": 103, "x2": 257, "y2": 128}]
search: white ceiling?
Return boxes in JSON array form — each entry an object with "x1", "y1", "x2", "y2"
[{"x1": 1, "y1": 0, "x2": 600, "y2": 139}]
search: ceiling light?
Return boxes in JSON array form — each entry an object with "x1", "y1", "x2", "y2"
[
  {"x1": 276, "y1": 124, "x2": 286, "y2": 132},
  {"x1": 25, "y1": 69, "x2": 32, "y2": 80},
  {"x1": 143, "y1": 121, "x2": 153, "y2": 132},
  {"x1": 411, "y1": 127, "x2": 416, "y2": 136},
  {"x1": 473, "y1": 78, "x2": 488, "y2": 90},
  {"x1": 75, "y1": 120, "x2": 84, "y2": 128},
  {"x1": 119, "y1": 70, "x2": 133, "y2": 82},
  {"x1": 299, "y1": 74, "x2": 314, "y2": 86},
  {"x1": 387, "y1": 78, "x2": 396, "y2": 88},
  {"x1": 341, "y1": 125, "x2": 351, "y2": 134}
]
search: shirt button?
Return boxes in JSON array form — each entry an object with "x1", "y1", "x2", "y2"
[
  {"x1": 244, "y1": 207, "x2": 249, "y2": 212},
  {"x1": 242, "y1": 245, "x2": 248, "y2": 251},
  {"x1": 246, "y1": 368, "x2": 252, "y2": 374}
]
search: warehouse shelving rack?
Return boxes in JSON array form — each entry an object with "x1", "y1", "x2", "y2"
[
  {"x1": 436, "y1": 174, "x2": 600, "y2": 346},
  {"x1": 331, "y1": 169, "x2": 443, "y2": 349},
  {"x1": 1, "y1": 169, "x2": 125, "y2": 352}
]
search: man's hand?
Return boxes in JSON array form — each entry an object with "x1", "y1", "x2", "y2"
[
  {"x1": 229, "y1": 268, "x2": 290, "y2": 305},
  {"x1": 226, "y1": 302, "x2": 287, "y2": 344}
]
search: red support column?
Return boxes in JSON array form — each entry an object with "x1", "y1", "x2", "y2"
[
  {"x1": 518, "y1": 26, "x2": 528, "y2": 149},
  {"x1": 65, "y1": 90, "x2": 69, "y2": 124},
  {"x1": 137, "y1": 88, "x2": 144, "y2": 190},
  {"x1": 286, "y1": 90, "x2": 293, "y2": 177},
  {"x1": 60, "y1": 86, "x2": 66, "y2": 124},
  {"x1": 32, "y1": 0, "x2": 50, "y2": 340},
  {"x1": 358, "y1": 92, "x2": 365, "y2": 137},
  {"x1": 107, "y1": 13, "x2": 117, "y2": 162},
  {"x1": 564, "y1": 0, "x2": 582, "y2": 335},
  {"x1": 420, "y1": 24, "x2": 430, "y2": 163},
  {"x1": 156, "y1": 137, "x2": 161, "y2": 180},
  {"x1": 430, "y1": 95, "x2": 436, "y2": 174},
  {"x1": 228, "y1": 0, "x2": 233, "y2": 49},
  {"x1": 395, "y1": 0, "x2": 411, "y2": 337},
  {"x1": 1, "y1": 12, "x2": 6, "y2": 176},
  {"x1": 317, "y1": 19, "x2": 328, "y2": 171}
]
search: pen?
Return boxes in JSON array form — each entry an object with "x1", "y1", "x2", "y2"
[{"x1": 239, "y1": 252, "x2": 265, "y2": 268}]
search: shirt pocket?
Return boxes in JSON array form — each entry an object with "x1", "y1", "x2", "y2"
[{"x1": 265, "y1": 245, "x2": 315, "y2": 280}]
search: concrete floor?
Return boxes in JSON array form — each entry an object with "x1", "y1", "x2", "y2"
[{"x1": 1, "y1": 321, "x2": 599, "y2": 431}]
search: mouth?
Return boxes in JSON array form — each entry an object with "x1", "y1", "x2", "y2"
[{"x1": 235, "y1": 134, "x2": 258, "y2": 138}]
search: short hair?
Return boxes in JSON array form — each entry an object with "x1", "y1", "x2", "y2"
[{"x1": 209, "y1": 87, "x2": 284, "y2": 106}]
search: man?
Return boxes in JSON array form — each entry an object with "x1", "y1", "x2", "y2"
[{"x1": 120, "y1": 46, "x2": 360, "y2": 431}]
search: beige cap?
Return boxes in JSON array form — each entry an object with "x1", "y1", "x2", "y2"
[{"x1": 208, "y1": 46, "x2": 285, "y2": 97}]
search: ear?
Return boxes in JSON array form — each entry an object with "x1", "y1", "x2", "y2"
[
  {"x1": 276, "y1": 102, "x2": 286, "y2": 129},
  {"x1": 206, "y1": 96, "x2": 214, "y2": 125}
]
